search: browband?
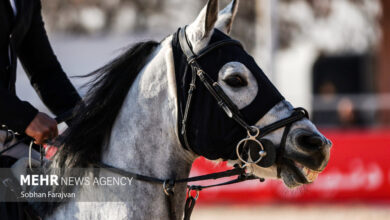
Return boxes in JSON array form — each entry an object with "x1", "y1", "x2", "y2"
[{"x1": 179, "y1": 26, "x2": 244, "y2": 62}]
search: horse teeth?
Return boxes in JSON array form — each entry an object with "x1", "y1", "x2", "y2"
[
  {"x1": 303, "y1": 167, "x2": 319, "y2": 183},
  {"x1": 293, "y1": 162, "x2": 320, "y2": 182}
]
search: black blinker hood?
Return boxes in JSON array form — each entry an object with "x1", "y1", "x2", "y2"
[{"x1": 172, "y1": 28, "x2": 284, "y2": 160}]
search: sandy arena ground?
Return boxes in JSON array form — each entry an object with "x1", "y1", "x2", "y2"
[{"x1": 192, "y1": 204, "x2": 390, "y2": 220}]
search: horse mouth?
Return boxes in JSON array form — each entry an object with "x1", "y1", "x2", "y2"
[
  {"x1": 293, "y1": 161, "x2": 321, "y2": 183},
  {"x1": 280, "y1": 160, "x2": 321, "y2": 188}
]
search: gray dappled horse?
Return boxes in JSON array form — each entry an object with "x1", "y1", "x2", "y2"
[{"x1": 41, "y1": 0, "x2": 332, "y2": 219}]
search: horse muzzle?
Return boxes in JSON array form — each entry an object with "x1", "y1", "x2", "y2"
[{"x1": 277, "y1": 129, "x2": 332, "y2": 187}]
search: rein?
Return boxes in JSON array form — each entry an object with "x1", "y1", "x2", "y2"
[
  {"x1": 94, "y1": 162, "x2": 259, "y2": 220},
  {"x1": 0, "y1": 108, "x2": 75, "y2": 157}
]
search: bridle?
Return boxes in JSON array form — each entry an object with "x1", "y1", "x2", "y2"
[
  {"x1": 0, "y1": 27, "x2": 309, "y2": 220},
  {"x1": 176, "y1": 26, "x2": 308, "y2": 163},
  {"x1": 97, "y1": 27, "x2": 308, "y2": 219}
]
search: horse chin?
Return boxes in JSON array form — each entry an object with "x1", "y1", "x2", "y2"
[{"x1": 279, "y1": 160, "x2": 321, "y2": 188}]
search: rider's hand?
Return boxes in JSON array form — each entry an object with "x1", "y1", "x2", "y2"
[{"x1": 25, "y1": 112, "x2": 58, "y2": 145}]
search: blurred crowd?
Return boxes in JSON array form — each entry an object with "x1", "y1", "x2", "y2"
[
  {"x1": 41, "y1": 0, "x2": 381, "y2": 49},
  {"x1": 40, "y1": 0, "x2": 388, "y2": 129}
]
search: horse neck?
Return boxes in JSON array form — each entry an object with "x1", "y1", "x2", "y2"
[{"x1": 101, "y1": 36, "x2": 196, "y2": 217}]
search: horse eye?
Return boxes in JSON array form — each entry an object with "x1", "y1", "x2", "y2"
[{"x1": 223, "y1": 75, "x2": 248, "y2": 88}]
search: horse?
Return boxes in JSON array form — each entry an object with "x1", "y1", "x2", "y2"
[{"x1": 34, "y1": 0, "x2": 332, "y2": 219}]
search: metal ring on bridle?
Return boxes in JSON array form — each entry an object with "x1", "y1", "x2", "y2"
[
  {"x1": 248, "y1": 126, "x2": 260, "y2": 138},
  {"x1": 187, "y1": 189, "x2": 200, "y2": 200},
  {"x1": 236, "y1": 138, "x2": 265, "y2": 164},
  {"x1": 236, "y1": 127, "x2": 267, "y2": 165},
  {"x1": 163, "y1": 180, "x2": 174, "y2": 196}
]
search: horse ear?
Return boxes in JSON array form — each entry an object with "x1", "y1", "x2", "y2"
[
  {"x1": 203, "y1": 0, "x2": 219, "y2": 38},
  {"x1": 215, "y1": 0, "x2": 239, "y2": 34},
  {"x1": 187, "y1": 0, "x2": 219, "y2": 50}
]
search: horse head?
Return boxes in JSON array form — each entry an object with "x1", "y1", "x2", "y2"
[{"x1": 177, "y1": 0, "x2": 332, "y2": 188}]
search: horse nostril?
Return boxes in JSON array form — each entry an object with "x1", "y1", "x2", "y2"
[{"x1": 296, "y1": 133, "x2": 326, "y2": 151}]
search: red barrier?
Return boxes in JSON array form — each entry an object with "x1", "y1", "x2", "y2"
[
  {"x1": 44, "y1": 129, "x2": 390, "y2": 203},
  {"x1": 190, "y1": 129, "x2": 390, "y2": 203}
]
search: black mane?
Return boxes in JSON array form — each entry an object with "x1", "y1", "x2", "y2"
[
  {"x1": 33, "y1": 40, "x2": 159, "y2": 217},
  {"x1": 54, "y1": 40, "x2": 159, "y2": 169}
]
